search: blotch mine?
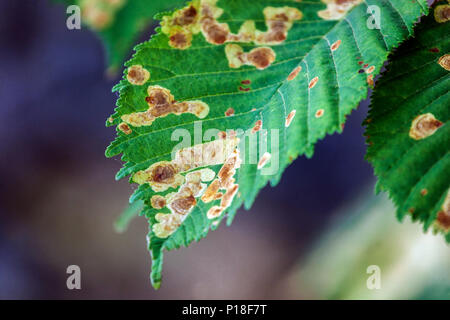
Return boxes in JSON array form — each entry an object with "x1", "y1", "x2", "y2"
[
  {"x1": 434, "y1": 4, "x2": 450, "y2": 23},
  {"x1": 118, "y1": 122, "x2": 132, "y2": 135},
  {"x1": 151, "y1": 195, "x2": 167, "y2": 209},
  {"x1": 318, "y1": 0, "x2": 362, "y2": 20},
  {"x1": 409, "y1": 113, "x2": 443, "y2": 140},
  {"x1": 225, "y1": 44, "x2": 276, "y2": 70},
  {"x1": 438, "y1": 54, "x2": 450, "y2": 71},
  {"x1": 126, "y1": 65, "x2": 150, "y2": 85},
  {"x1": 121, "y1": 85, "x2": 209, "y2": 127}
]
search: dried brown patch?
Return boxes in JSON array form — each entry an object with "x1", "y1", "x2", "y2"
[
  {"x1": 409, "y1": 113, "x2": 443, "y2": 140},
  {"x1": 118, "y1": 122, "x2": 132, "y2": 135},
  {"x1": 438, "y1": 54, "x2": 450, "y2": 71},
  {"x1": 151, "y1": 195, "x2": 167, "y2": 209},
  {"x1": 127, "y1": 65, "x2": 150, "y2": 85},
  {"x1": 434, "y1": 4, "x2": 450, "y2": 23},
  {"x1": 121, "y1": 85, "x2": 209, "y2": 127}
]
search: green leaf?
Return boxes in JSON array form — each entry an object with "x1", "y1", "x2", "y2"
[
  {"x1": 365, "y1": 3, "x2": 450, "y2": 242},
  {"x1": 106, "y1": 0, "x2": 428, "y2": 288},
  {"x1": 56, "y1": 0, "x2": 186, "y2": 71}
]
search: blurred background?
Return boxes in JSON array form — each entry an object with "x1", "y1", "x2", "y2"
[{"x1": 0, "y1": 0, "x2": 448, "y2": 299}]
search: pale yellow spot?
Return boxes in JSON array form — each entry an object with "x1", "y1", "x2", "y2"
[
  {"x1": 318, "y1": 0, "x2": 362, "y2": 20},
  {"x1": 121, "y1": 85, "x2": 209, "y2": 128}
]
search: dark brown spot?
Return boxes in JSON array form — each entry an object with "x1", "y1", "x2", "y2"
[
  {"x1": 247, "y1": 47, "x2": 276, "y2": 70},
  {"x1": 152, "y1": 165, "x2": 175, "y2": 183},
  {"x1": 170, "y1": 195, "x2": 196, "y2": 215},
  {"x1": 437, "y1": 211, "x2": 450, "y2": 230},
  {"x1": 239, "y1": 86, "x2": 250, "y2": 92},
  {"x1": 241, "y1": 79, "x2": 251, "y2": 85}
]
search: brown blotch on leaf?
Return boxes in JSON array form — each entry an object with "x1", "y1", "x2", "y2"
[
  {"x1": 225, "y1": 44, "x2": 276, "y2": 70},
  {"x1": 133, "y1": 161, "x2": 183, "y2": 192},
  {"x1": 438, "y1": 54, "x2": 450, "y2": 71},
  {"x1": 318, "y1": 0, "x2": 362, "y2": 20},
  {"x1": 429, "y1": 47, "x2": 440, "y2": 53},
  {"x1": 174, "y1": 5, "x2": 198, "y2": 26},
  {"x1": 127, "y1": 65, "x2": 150, "y2": 85},
  {"x1": 118, "y1": 122, "x2": 132, "y2": 135},
  {"x1": 225, "y1": 107, "x2": 235, "y2": 117},
  {"x1": 247, "y1": 47, "x2": 276, "y2": 70},
  {"x1": 241, "y1": 80, "x2": 251, "y2": 85},
  {"x1": 330, "y1": 39, "x2": 341, "y2": 51},
  {"x1": 239, "y1": 86, "x2": 251, "y2": 92},
  {"x1": 151, "y1": 195, "x2": 167, "y2": 209},
  {"x1": 287, "y1": 66, "x2": 302, "y2": 81},
  {"x1": 434, "y1": 4, "x2": 450, "y2": 23},
  {"x1": 309, "y1": 76, "x2": 319, "y2": 89},
  {"x1": 122, "y1": 86, "x2": 209, "y2": 127},
  {"x1": 315, "y1": 109, "x2": 324, "y2": 118},
  {"x1": 420, "y1": 189, "x2": 428, "y2": 196},
  {"x1": 409, "y1": 113, "x2": 443, "y2": 140}
]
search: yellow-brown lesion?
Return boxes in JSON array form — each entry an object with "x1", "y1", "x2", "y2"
[
  {"x1": 79, "y1": 0, "x2": 126, "y2": 30},
  {"x1": 126, "y1": 65, "x2": 150, "y2": 85},
  {"x1": 435, "y1": 189, "x2": 450, "y2": 232},
  {"x1": 434, "y1": 4, "x2": 450, "y2": 23},
  {"x1": 409, "y1": 113, "x2": 443, "y2": 140},
  {"x1": 203, "y1": 149, "x2": 242, "y2": 220},
  {"x1": 318, "y1": 0, "x2": 362, "y2": 20},
  {"x1": 161, "y1": 1, "x2": 302, "y2": 49},
  {"x1": 225, "y1": 45, "x2": 276, "y2": 70},
  {"x1": 120, "y1": 85, "x2": 209, "y2": 128},
  {"x1": 132, "y1": 138, "x2": 241, "y2": 237}
]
